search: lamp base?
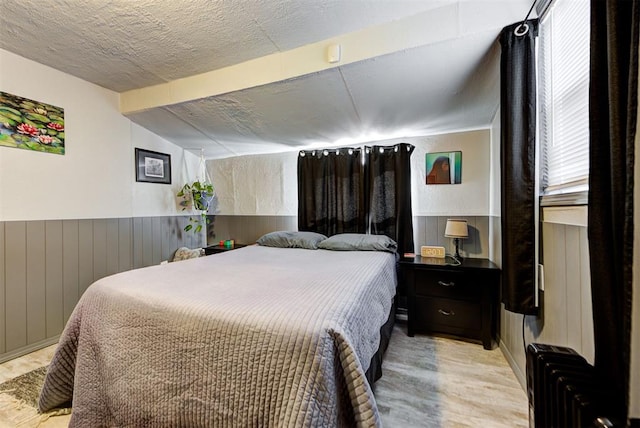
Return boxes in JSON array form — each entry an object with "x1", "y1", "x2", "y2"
[{"x1": 454, "y1": 238, "x2": 463, "y2": 261}]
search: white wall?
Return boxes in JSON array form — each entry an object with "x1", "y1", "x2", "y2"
[
  {"x1": 0, "y1": 49, "x2": 198, "y2": 221},
  {"x1": 488, "y1": 108, "x2": 501, "y2": 266},
  {"x1": 208, "y1": 129, "x2": 491, "y2": 217}
]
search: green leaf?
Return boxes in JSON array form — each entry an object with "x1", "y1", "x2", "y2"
[
  {"x1": 26, "y1": 113, "x2": 50, "y2": 123},
  {"x1": 0, "y1": 113, "x2": 17, "y2": 126},
  {"x1": 0, "y1": 134, "x2": 17, "y2": 147},
  {"x1": 0, "y1": 106, "x2": 22, "y2": 116},
  {"x1": 195, "y1": 225, "x2": 202, "y2": 233},
  {"x1": 184, "y1": 224, "x2": 193, "y2": 232}
]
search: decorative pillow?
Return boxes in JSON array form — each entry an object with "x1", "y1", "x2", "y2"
[
  {"x1": 318, "y1": 233, "x2": 397, "y2": 253},
  {"x1": 172, "y1": 247, "x2": 204, "y2": 262},
  {"x1": 256, "y1": 231, "x2": 328, "y2": 250}
]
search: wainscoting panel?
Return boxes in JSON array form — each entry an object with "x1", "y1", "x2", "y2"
[
  {"x1": 209, "y1": 215, "x2": 491, "y2": 259},
  {"x1": 78, "y1": 220, "x2": 94, "y2": 296},
  {"x1": 45, "y1": 221, "x2": 64, "y2": 339},
  {"x1": 63, "y1": 220, "x2": 80, "y2": 323},
  {"x1": 413, "y1": 215, "x2": 490, "y2": 259},
  {"x1": 499, "y1": 219, "x2": 594, "y2": 389},
  {"x1": 209, "y1": 215, "x2": 297, "y2": 246},
  {"x1": 0, "y1": 216, "x2": 201, "y2": 363},
  {"x1": 26, "y1": 221, "x2": 46, "y2": 345},
  {"x1": 5, "y1": 222, "x2": 27, "y2": 353}
]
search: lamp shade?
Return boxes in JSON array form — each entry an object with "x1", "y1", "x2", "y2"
[{"x1": 444, "y1": 219, "x2": 468, "y2": 238}]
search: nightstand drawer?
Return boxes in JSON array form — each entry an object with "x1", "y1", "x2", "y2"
[
  {"x1": 414, "y1": 297, "x2": 481, "y2": 331},
  {"x1": 414, "y1": 270, "x2": 479, "y2": 300}
]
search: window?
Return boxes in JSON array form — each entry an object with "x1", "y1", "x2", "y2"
[{"x1": 539, "y1": 0, "x2": 590, "y2": 198}]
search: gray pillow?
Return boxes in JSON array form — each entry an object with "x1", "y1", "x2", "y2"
[
  {"x1": 256, "y1": 231, "x2": 328, "y2": 250},
  {"x1": 318, "y1": 233, "x2": 397, "y2": 253}
]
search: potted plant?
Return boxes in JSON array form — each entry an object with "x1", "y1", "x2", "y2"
[{"x1": 177, "y1": 180, "x2": 215, "y2": 233}]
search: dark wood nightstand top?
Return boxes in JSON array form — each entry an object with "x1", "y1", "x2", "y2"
[
  {"x1": 400, "y1": 256, "x2": 499, "y2": 271},
  {"x1": 204, "y1": 243, "x2": 247, "y2": 255}
]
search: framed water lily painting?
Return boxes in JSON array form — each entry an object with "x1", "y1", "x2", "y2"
[{"x1": 0, "y1": 91, "x2": 65, "y2": 155}]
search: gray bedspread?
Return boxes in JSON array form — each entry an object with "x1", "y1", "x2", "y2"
[{"x1": 38, "y1": 245, "x2": 397, "y2": 427}]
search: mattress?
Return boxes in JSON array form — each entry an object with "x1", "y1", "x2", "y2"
[{"x1": 38, "y1": 245, "x2": 397, "y2": 427}]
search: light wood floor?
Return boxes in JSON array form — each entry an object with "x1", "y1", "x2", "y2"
[{"x1": 0, "y1": 324, "x2": 528, "y2": 427}]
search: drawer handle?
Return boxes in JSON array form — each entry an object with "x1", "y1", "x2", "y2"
[
  {"x1": 438, "y1": 281, "x2": 456, "y2": 287},
  {"x1": 438, "y1": 309, "x2": 455, "y2": 316}
]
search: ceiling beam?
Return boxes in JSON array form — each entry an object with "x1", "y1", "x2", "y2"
[{"x1": 120, "y1": 4, "x2": 462, "y2": 114}]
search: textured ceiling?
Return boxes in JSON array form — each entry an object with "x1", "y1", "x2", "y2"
[{"x1": 0, "y1": 0, "x2": 534, "y2": 158}]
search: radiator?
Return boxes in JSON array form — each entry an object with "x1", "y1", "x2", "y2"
[{"x1": 526, "y1": 343, "x2": 616, "y2": 428}]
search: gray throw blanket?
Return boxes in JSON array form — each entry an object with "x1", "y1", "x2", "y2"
[{"x1": 39, "y1": 246, "x2": 397, "y2": 427}]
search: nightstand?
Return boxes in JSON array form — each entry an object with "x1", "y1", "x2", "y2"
[
  {"x1": 400, "y1": 256, "x2": 500, "y2": 350},
  {"x1": 204, "y1": 243, "x2": 247, "y2": 255}
]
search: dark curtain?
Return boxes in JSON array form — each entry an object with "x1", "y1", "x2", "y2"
[
  {"x1": 499, "y1": 19, "x2": 539, "y2": 315},
  {"x1": 366, "y1": 144, "x2": 415, "y2": 256},
  {"x1": 588, "y1": 0, "x2": 638, "y2": 421},
  {"x1": 297, "y1": 148, "x2": 367, "y2": 236}
]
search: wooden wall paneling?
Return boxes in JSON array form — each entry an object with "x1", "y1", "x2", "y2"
[
  {"x1": 243, "y1": 216, "x2": 257, "y2": 243},
  {"x1": 423, "y1": 216, "x2": 439, "y2": 248},
  {"x1": 78, "y1": 220, "x2": 94, "y2": 295},
  {"x1": 475, "y1": 216, "x2": 490, "y2": 259},
  {"x1": 258, "y1": 216, "x2": 277, "y2": 242},
  {"x1": 93, "y1": 219, "x2": 107, "y2": 282},
  {"x1": 118, "y1": 218, "x2": 132, "y2": 273},
  {"x1": 151, "y1": 217, "x2": 162, "y2": 265},
  {"x1": 163, "y1": 216, "x2": 178, "y2": 262},
  {"x1": 5, "y1": 222, "x2": 27, "y2": 351},
  {"x1": 412, "y1": 216, "x2": 426, "y2": 250},
  {"x1": 274, "y1": 216, "x2": 289, "y2": 232},
  {"x1": 212, "y1": 216, "x2": 230, "y2": 243},
  {"x1": 244, "y1": 216, "x2": 258, "y2": 244},
  {"x1": 0, "y1": 222, "x2": 5, "y2": 354},
  {"x1": 62, "y1": 220, "x2": 79, "y2": 323},
  {"x1": 564, "y1": 225, "x2": 583, "y2": 352},
  {"x1": 26, "y1": 221, "x2": 46, "y2": 343},
  {"x1": 545, "y1": 223, "x2": 568, "y2": 345},
  {"x1": 106, "y1": 218, "x2": 119, "y2": 276},
  {"x1": 176, "y1": 216, "x2": 187, "y2": 248},
  {"x1": 45, "y1": 221, "x2": 64, "y2": 337},
  {"x1": 132, "y1": 217, "x2": 143, "y2": 269},
  {"x1": 579, "y1": 227, "x2": 595, "y2": 363},
  {"x1": 142, "y1": 217, "x2": 153, "y2": 267},
  {"x1": 437, "y1": 216, "x2": 450, "y2": 253}
]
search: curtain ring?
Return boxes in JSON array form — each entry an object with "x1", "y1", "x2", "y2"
[
  {"x1": 394, "y1": 146, "x2": 399, "y2": 152},
  {"x1": 514, "y1": 23, "x2": 529, "y2": 36},
  {"x1": 299, "y1": 151, "x2": 306, "y2": 157},
  {"x1": 348, "y1": 148, "x2": 353, "y2": 155},
  {"x1": 379, "y1": 147, "x2": 384, "y2": 153},
  {"x1": 323, "y1": 149, "x2": 329, "y2": 156}
]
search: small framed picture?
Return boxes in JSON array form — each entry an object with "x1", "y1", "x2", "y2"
[
  {"x1": 426, "y1": 151, "x2": 462, "y2": 184},
  {"x1": 135, "y1": 148, "x2": 171, "y2": 184}
]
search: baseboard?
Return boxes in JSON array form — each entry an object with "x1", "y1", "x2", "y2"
[
  {"x1": 0, "y1": 336, "x2": 60, "y2": 364},
  {"x1": 499, "y1": 338, "x2": 526, "y2": 392}
]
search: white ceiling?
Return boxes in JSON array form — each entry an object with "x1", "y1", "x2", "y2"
[{"x1": 0, "y1": 0, "x2": 534, "y2": 159}]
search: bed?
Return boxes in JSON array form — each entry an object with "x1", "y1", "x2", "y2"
[{"x1": 38, "y1": 240, "x2": 397, "y2": 427}]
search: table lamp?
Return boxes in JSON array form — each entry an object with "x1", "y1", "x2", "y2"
[{"x1": 445, "y1": 219, "x2": 468, "y2": 260}]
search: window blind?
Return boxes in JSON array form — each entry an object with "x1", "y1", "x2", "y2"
[{"x1": 539, "y1": 0, "x2": 590, "y2": 194}]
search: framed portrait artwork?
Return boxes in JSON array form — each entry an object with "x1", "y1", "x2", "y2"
[
  {"x1": 426, "y1": 151, "x2": 462, "y2": 184},
  {"x1": 135, "y1": 148, "x2": 171, "y2": 184}
]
